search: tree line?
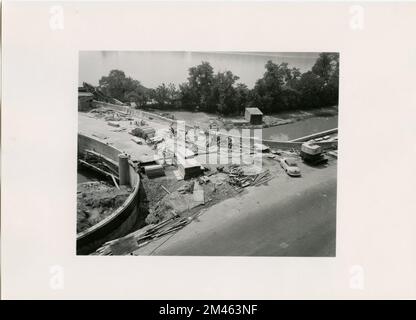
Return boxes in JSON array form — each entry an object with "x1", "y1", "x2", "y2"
[{"x1": 94, "y1": 52, "x2": 339, "y2": 115}]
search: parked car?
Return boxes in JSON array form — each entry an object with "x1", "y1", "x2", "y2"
[{"x1": 279, "y1": 157, "x2": 301, "y2": 177}]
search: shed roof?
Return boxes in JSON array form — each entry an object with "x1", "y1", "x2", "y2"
[
  {"x1": 78, "y1": 92, "x2": 94, "y2": 97},
  {"x1": 245, "y1": 107, "x2": 263, "y2": 115}
]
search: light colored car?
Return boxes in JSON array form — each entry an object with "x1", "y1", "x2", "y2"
[{"x1": 279, "y1": 157, "x2": 301, "y2": 177}]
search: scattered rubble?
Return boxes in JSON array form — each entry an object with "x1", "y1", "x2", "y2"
[
  {"x1": 89, "y1": 108, "x2": 131, "y2": 121},
  {"x1": 93, "y1": 161, "x2": 278, "y2": 255},
  {"x1": 94, "y1": 215, "x2": 192, "y2": 255},
  {"x1": 223, "y1": 164, "x2": 273, "y2": 189}
]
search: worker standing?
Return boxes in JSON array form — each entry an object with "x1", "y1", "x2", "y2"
[{"x1": 228, "y1": 136, "x2": 233, "y2": 150}]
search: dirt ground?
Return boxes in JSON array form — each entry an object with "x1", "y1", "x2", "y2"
[
  {"x1": 77, "y1": 181, "x2": 131, "y2": 233},
  {"x1": 141, "y1": 165, "x2": 239, "y2": 225},
  {"x1": 140, "y1": 157, "x2": 288, "y2": 227}
]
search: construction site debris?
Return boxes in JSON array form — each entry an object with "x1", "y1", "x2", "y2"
[
  {"x1": 130, "y1": 126, "x2": 156, "y2": 139},
  {"x1": 111, "y1": 174, "x2": 120, "y2": 190},
  {"x1": 161, "y1": 185, "x2": 171, "y2": 194},
  {"x1": 144, "y1": 164, "x2": 165, "y2": 178},
  {"x1": 177, "y1": 181, "x2": 194, "y2": 194},
  {"x1": 95, "y1": 216, "x2": 191, "y2": 255},
  {"x1": 149, "y1": 136, "x2": 164, "y2": 145},
  {"x1": 131, "y1": 137, "x2": 144, "y2": 144},
  {"x1": 197, "y1": 176, "x2": 210, "y2": 184},
  {"x1": 107, "y1": 121, "x2": 120, "y2": 127},
  {"x1": 225, "y1": 165, "x2": 272, "y2": 189},
  {"x1": 254, "y1": 143, "x2": 270, "y2": 153}
]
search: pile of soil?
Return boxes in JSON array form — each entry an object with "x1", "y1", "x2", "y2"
[{"x1": 77, "y1": 181, "x2": 131, "y2": 233}]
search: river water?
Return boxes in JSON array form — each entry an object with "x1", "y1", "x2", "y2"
[
  {"x1": 262, "y1": 116, "x2": 338, "y2": 141},
  {"x1": 79, "y1": 52, "x2": 319, "y2": 88},
  {"x1": 169, "y1": 110, "x2": 338, "y2": 141}
]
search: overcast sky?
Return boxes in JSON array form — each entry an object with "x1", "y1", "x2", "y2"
[{"x1": 79, "y1": 51, "x2": 319, "y2": 89}]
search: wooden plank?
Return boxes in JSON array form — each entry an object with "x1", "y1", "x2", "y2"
[
  {"x1": 78, "y1": 159, "x2": 119, "y2": 181},
  {"x1": 111, "y1": 174, "x2": 120, "y2": 190},
  {"x1": 85, "y1": 149, "x2": 118, "y2": 167},
  {"x1": 161, "y1": 185, "x2": 171, "y2": 194}
]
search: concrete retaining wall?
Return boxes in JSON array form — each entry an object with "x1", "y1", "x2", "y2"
[
  {"x1": 77, "y1": 134, "x2": 144, "y2": 255},
  {"x1": 289, "y1": 128, "x2": 338, "y2": 142},
  {"x1": 78, "y1": 133, "x2": 123, "y2": 161}
]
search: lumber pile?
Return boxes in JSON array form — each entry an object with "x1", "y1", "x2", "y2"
[
  {"x1": 130, "y1": 126, "x2": 156, "y2": 139},
  {"x1": 95, "y1": 216, "x2": 191, "y2": 255},
  {"x1": 225, "y1": 165, "x2": 272, "y2": 189}
]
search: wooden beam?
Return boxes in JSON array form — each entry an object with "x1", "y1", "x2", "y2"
[{"x1": 78, "y1": 159, "x2": 119, "y2": 181}]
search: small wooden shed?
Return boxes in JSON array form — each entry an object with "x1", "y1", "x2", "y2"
[
  {"x1": 245, "y1": 107, "x2": 263, "y2": 125},
  {"x1": 78, "y1": 91, "x2": 94, "y2": 111}
]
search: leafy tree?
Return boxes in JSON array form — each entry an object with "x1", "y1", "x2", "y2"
[
  {"x1": 234, "y1": 83, "x2": 250, "y2": 115},
  {"x1": 152, "y1": 83, "x2": 179, "y2": 109},
  {"x1": 99, "y1": 69, "x2": 150, "y2": 107},
  {"x1": 187, "y1": 62, "x2": 215, "y2": 111},
  {"x1": 125, "y1": 90, "x2": 148, "y2": 108},
  {"x1": 211, "y1": 71, "x2": 240, "y2": 115},
  {"x1": 312, "y1": 53, "x2": 336, "y2": 82},
  {"x1": 95, "y1": 52, "x2": 339, "y2": 115},
  {"x1": 295, "y1": 71, "x2": 325, "y2": 109},
  {"x1": 310, "y1": 52, "x2": 339, "y2": 107},
  {"x1": 99, "y1": 70, "x2": 130, "y2": 101},
  {"x1": 251, "y1": 61, "x2": 302, "y2": 113},
  {"x1": 178, "y1": 82, "x2": 197, "y2": 110}
]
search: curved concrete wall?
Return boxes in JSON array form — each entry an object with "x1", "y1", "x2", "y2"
[
  {"x1": 77, "y1": 134, "x2": 143, "y2": 255},
  {"x1": 289, "y1": 128, "x2": 338, "y2": 142}
]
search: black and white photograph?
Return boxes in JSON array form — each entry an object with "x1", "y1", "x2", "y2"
[
  {"x1": 3, "y1": 0, "x2": 416, "y2": 301},
  {"x1": 77, "y1": 51, "x2": 339, "y2": 256}
]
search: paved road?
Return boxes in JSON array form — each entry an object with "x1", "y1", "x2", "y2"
[{"x1": 147, "y1": 162, "x2": 337, "y2": 256}]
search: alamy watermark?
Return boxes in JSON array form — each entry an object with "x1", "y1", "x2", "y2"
[{"x1": 154, "y1": 120, "x2": 264, "y2": 173}]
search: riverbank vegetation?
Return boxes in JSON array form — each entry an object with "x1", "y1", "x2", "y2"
[{"x1": 85, "y1": 52, "x2": 339, "y2": 116}]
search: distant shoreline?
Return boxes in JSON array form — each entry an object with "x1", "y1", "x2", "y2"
[{"x1": 147, "y1": 106, "x2": 338, "y2": 130}]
